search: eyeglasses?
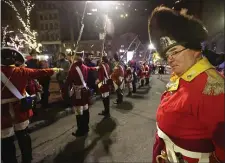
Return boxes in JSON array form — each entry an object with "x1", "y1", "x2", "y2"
[{"x1": 166, "y1": 48, "x2": 187, "y2": 59}]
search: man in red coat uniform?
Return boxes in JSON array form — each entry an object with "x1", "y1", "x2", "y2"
[
  {"x1": 111, "y1": 53, "x2": 124, "y2": 104},
  {"x1": 125, "y1": 67, "x2": 133, "y2": 96},
  {"x1": 64, "y1": 52, "x2": 98, "y2": 137},
  {"x1": 1, "y1": 47, "x2": 61, "y2": 163},
  {"x1": 149, "y1": 6, "x2": 224, "y2": 163},
  {"x1": 138, "y1": 61, "x2": 145, "y2": 88},
  {"x1": 143, "y1": 62, "x2": 150, "y2": 86},
  {"x1": 96, "y1": 56, "x2": 111, "y2": 117}
]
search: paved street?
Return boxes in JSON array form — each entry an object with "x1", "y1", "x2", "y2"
[{"x1": 17, "y1": 75, "x2": 170, "y2": 163}]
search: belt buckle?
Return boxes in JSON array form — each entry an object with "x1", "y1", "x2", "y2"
[{"x1": 156, "y1": 150, "x2": 171, "y2": 163}]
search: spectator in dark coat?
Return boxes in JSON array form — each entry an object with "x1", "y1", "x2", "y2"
[{"x1": 85, "y1": 57, "x2": 97, "y2": 95}]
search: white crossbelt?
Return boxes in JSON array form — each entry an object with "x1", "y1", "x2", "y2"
[
  {"x1": 102, "y1": 64, "x2": 109, "y2": 79},
  {"x1": 75, "y1": 66, "x2": 87, "y2": 88},
  {"x1": 1, "y1": 72, "x2": 28, "y2": 99},
  {"x1": 156, "y1": 124, "x2": 212, "y2": 163}
]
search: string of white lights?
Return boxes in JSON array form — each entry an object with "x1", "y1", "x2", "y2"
[{"x1": 2, "y1": 0, "x2": 41, "y2": 51}]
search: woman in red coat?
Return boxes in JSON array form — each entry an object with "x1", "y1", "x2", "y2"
[
  {"x1": 149, "y1": 7, "x2": 224, "y2": 163},
  {"x1": 1, "y1": 47, "x2": 61, "y2": 163},
  {"x1": 96, "y1": 56, "x2": 111, "y2": 117}
]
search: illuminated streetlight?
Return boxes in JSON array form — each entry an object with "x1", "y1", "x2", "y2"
[
  {"x1": 91, "y1": 8, "x2": 97, "y2": 12},
  {"x1": 135, "y1": 9, "x2": 137, "y2": 11},
  {"x1": 96, "y1": 1, "x2": 118, "y2": 8},
  {"x1": 125, "y1": 13, "x2": 128, "y2": 17},
  {"x1": 148, "y1": 43, "x2": 155, "y2": 50},
  {"x1": 119, "y1": 49, "x2": 125, "y2": 53},
  {"x1": 87, "y1": 12, "x2": 92, "y2": 15},
  {"x1": 66, "y1": 48, "x2": 72, "y2": 52},
  {"x1": 120, "y1": 14, "x2": 124, "y2": 18}
]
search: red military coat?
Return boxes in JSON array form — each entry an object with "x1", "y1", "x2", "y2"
[
  {"x1": 97, "y1": 62, "x2": 110, "y2": 94},
  {"x1": 64, "y1": 60, "x2": 96, "y2": 107},
  {"x1": 153, "y1": 58, "x2": 224, "y2": 163},
  {"x1": 1, "y1": 66, "x2": 54, "y2": 129},
  {"x1": 138, "y1": 65, "x2": 145, "y2": 79},
  {"x1": 111, "y1": 63, "x2": 124, "y2": 86},
  {"x1": 144, "y1": 64, "x2": 150, "y2": 78},
  {"x1": 125, "y1": 68, "x2": 133, "y2": 83}
]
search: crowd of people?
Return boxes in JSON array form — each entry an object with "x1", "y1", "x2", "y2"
[{"x1": 1, "y1": 5, "x2": 224, "y2": 163}]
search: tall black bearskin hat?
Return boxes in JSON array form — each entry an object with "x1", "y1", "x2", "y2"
[
  {"x1": 1, "y1": 47, "x2": 25, "y2": 66},
  {"x1": 113, "y1": 53, "x2": 120, "y2": 62},
  {"x1": 75, "y1": 51, "x2": 84, "y2": 58},
  {"x1": 148, "y1": 6, "x2": 208, "y2": 59}
]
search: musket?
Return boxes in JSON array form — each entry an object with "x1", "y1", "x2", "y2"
[
  {"x1": 72, "y1": 1, "x2": 88, "y2": 63},
  {"x1": 120, "y1": 35, "x2": 138, "y2": 62}
]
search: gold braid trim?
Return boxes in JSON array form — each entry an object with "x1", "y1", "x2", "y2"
[{"x1": 203, "y1": 69, "x2": 224, "y2": 96}]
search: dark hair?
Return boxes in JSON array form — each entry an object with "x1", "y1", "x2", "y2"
[
  {"x1": 59, "y1": 52, "x2": 66, "y2": 58},
  {"x1": 113, "y1": 53, "x2": 119, "y2": 61},
  {"x1": 102, "y1": 56, "x2": 109, "y2": 63}
]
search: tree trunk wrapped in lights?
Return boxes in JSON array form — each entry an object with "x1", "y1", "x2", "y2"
[{"x1": 2, "y1": 0, "x2": 42, "y2": 52}]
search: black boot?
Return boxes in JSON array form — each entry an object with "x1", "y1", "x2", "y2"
[
  {"x1": 145, "y1": 78, "x2": 149, "y2": 86},
  {"x1": 104, "y1": 96, "x2": 110, "y2": 118},
  {"x1": 99, "y1": 98, "x2": 107, "y2": 116},
  {"x1": 73, "y1": 115, "x2": 85, "y2": 137},
  {"x1": 132, "y1": 82, "x2": 136, "y2": 93},
  {"x1": 114, "y1": 89, "x2": 119, "y2": 104},
  {"x1": 114, "y1": 89, "x2": 123, "y2": 104},
  {"x1": 15, "y1": 128, "x2": 32, "y2": 163},
  {"x1": 141, "y1": 79, "x2": 144, "y2": 87},
  {"x1": 127, "y1": 91, "x2": 132, "y2": 97},
  {"x1": 118, "y1": 89, "x2": 123, "y2": 104},
  {"x1": 83, "y1": 109, "x2": 90, "y2": 133},
  {"x1": 1, "y1": 136, "x2": 18, "y2": 163}
]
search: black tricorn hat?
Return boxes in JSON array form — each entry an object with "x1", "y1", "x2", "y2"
[
  {"x1": 75, "y1": 51, "x2": 84, "y2": 58},
  {"x1": 1, "y1": 47, "x2": 25, "y2": 66},
  {"x1": 148, "y1": 6, "x2": 208, "y2": 59}
]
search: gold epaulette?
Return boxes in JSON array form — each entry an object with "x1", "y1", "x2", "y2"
[{"x1": 203, "y1": 69, "x2": 224, "y2": 96}]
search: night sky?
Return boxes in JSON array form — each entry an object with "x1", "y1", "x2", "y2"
[
  {"x1": 58, "y1": 1, "x2": 175, "y2": 43},
  {"x1": 52, "y1": 0, "x2": 224, "y2": 43}
]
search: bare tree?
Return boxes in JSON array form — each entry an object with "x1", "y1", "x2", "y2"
[{"x1": 2, "y1": 0, "x2": 42, "y2": 51}]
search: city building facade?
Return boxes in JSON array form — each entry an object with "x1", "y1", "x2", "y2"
[{"x1": 35, "y1": 1, "x2": 61, "y2": 55}]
